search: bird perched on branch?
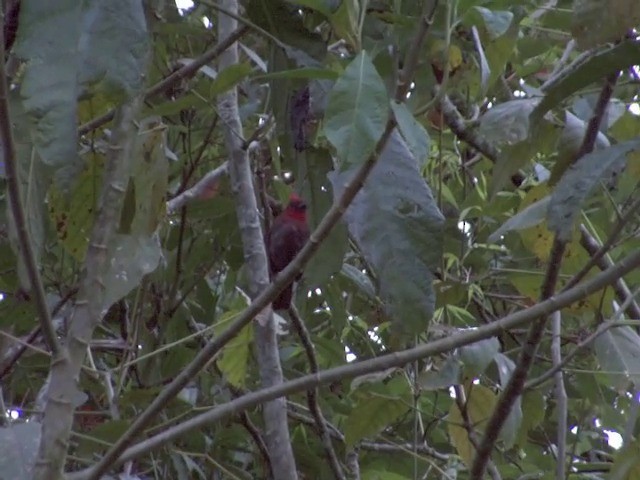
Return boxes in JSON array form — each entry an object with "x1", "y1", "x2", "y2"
[{"x1": 266, "y1": 193, "x2": 310, "y2": 310}]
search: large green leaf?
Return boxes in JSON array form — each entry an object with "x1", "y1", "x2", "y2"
[
  {"x1": 324, "y1": 51, "x2": 389, "y2": 167},
  {"x1": 329, "y1": 131, "x2": 444, "y2": 336},
  {"x1": 547, "y1": 139, "x2": 640, "y2": 240},
  {"x1": 593, "y1": 326, "x2": 640, "y2": 390},
  {"x1": 77, "y1": 0, "x2": 149, "y2": 99},
  {"x1": 301, "y1": 148, "x2": 348, "y2": 285},
  {"x1": 0, "y1": 421, "x2": 40, "y2": 479},
  {"x1": 344, "y1": 391, "x2": 411, "y2": 446}
]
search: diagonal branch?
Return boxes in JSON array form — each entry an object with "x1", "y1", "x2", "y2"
[
  {"x1": 217, "y1": 2, "x2": 298, "y2": 479},
  {"x1": 34, "y1": 94, "x2": 144, "y2": 480},
  {"x1": 469, "y1": 71, "x2": 619, "y2": 480},
  {"x1": 78, "y1": 80, "x2": 398, "y2": 480},
  {"x1": 289, "y1": 305, "x2": 346, "y2": 480},
  {"x1": 78, "y1": 25, "x2": 248, "y2": 136},
  {"x1": 66, "y1": 244, "x2": 640, "y2": 477},
  {"x1": 0, "y1": 4, "x2": 59, "y2": 356}
]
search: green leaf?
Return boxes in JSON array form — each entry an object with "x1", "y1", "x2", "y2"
[
  {"x1": 390, "y1": 101, "x2": 430, "y2": 165},
  {"x1": 548, "y1": 139, "x2": 640, "y2": 241},
  {"x1": 210, "y1": 63, "x2": 253, "y2": 97},
  {"x1": 217, "y1": 320, "x2": 254, "y2": 388},
  {"x1": 102, "y1": 234, "x2": 163, "y2": 310},
  {"x1": 77, "y1": 0, "x2": 149, "y2": 99},
  {"x1": 534, "y1": 39, "x2": 640, "y2": 120},
  {"x1": 488, "y1": 196, "x2": 550, "y2": 243},
  {"x1": 418, "y1": 355, "x2": 461, "y2": 391},
  {"x1": 572, "y1": 0, "x2": 640, "y2": 50},
  {"x1": 302, "y1": 148, "x2": 349, "y2": 285},
  {"x1": 344, "y1": 392, "x2": 410, "y2": 446},
  {"x1": 448, "y1": 384, "x2": 496, "y2": 467},
  {"x1": 459, "y1": 337, "x2": 500, "y2": 376},
  {"x1": 14, "y1": 1, "x2": 82, "y2": 171},
  {"x1": 467, "y1": 7, "x2": 514, "y2": 39},
  {"x1": 609, "y1": 439, "x2": 640, "y2": 480},
  {"x1": 125, "y1": 117, "x2": 170, "y2": 235},
  {"x1": 49, "y1": 151, "x2": 103, "y2": 261},
  {"x1": 493, "y1": 353, "x2": 522, "y2": 448},
  {"x1": 329, "y1": 131, "x2": 445, "y2": 336},
  {"x1": 0, "y1": 422, "x2": 40, "y2": 480},
  {"x1": 550, "y1": 110, "x2": 610, "y2": 185},
  {"x1": 516, "y1": 391, "x2": 545, "y2": 446},
  {"x1": 593, "y1": 326, "x2": 640, "y2": 390},
  {"x1": 76, "y1": 419, "x2": 131, "y2": 458},
  {"x1": 324, "y1": 51, "x2": 389, "y2": 167},
  {"x1": 479, "y1": 99, "x2": 538, "y2": 147}
]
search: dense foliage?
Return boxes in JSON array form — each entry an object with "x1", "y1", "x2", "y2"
[{"x1": 1, "y1": 0, "x2": 640, "y2": 479}]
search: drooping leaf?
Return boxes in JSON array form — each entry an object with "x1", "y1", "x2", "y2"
[
  {"x1": 459, "y1": 337, "x2": 500, "y2": 377},
  {"x1": 344, "y1": 392, "x2": 411, "y2": 446},
  {"x1": 390, "y1": 101, "x2": 430, "y2": 166},
  {"x1": 217, "y1": 319, "x2": 254, "y2": 388},
  {"x1": 102, "y1": 234, "x2": 163, "y2": 310},
  {"x1": 302, "y1": 148, "x2": 348, "y2": 285},
  {"x1": 77, "y1": 0, "x2": 149, "y2": 99},
  {"x1": 324, "y1": 51, "x2": 389, "y2": 167},
  {"x1": 493, "y1": 353, "x2": 522, "y2": 448},
  {"x1": 548, "y1": 139, "x2": 640, "y2": 240},
  {"x1": 448, "y1": 384, "x2": 497, "y2": 467},
  {"x1": 488, "y1": 196, "x2": 550, "y2": 243},
  {"x1": 329, "y1": 130, "x2": 445, "y2": 336},
  {"x1": 593, "y1": 326, "x2": 640, "y2": 390}
]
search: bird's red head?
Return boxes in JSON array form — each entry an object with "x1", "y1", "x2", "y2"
[{"x1": 284, "y1": 193, "x2": 307, "y2": 222}]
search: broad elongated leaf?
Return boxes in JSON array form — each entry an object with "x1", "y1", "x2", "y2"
[
  {"x1": 390, "y1": 101, "x2": 430, "y2": 165},
  {"x1": 77, "y1": 0, "x2": 149, "y2": 99},
  {"x1": 302, "y1": 148, "x2": 348, "y2": 285},
  {"x1": 14, "y1": 1, "x2": 81, "y2": 172},
  {"x1": 459, "y1": 337, "x2": 500, "y2": 376},
  {"x1": 594, "y1": 326, "x2": 640, "y2": 390},
  {"x1": 217, "y1": 320, "x2": 254, "y2": 388},
  {"x1": 488, "y1": 196, "x2": 550, "y2": 242},
  {"x1": 448, "y1": 384, "x2": 496, "y2": 467},
  {"x1": 329, "y1": 130, "x2": 445, "y2": 335},
  {"x1": 102, "y1": 234, "x2": 163, "y2": 309},
  {"x1": 344, "y1": 392, "x2": 411, "y2": 446},
  {"x1": 548, "y1": 139, "x2": 640, "y2": 240},
  {"x1": 324, "y1": 51, "x2": 389, "y2": 167},
  {"x1": 493, "y1": 353, "x2": 522, "y2": 448},
  {"x1": 0, "y1": 422, "x2": 40, "y2": 480}
]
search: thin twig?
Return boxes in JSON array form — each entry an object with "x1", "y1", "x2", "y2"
[
  {"x1": 551, "y1": 311, "x2": 567, "y2": 480},
  {"x1": 289, "y1": 305, "x2": 346, "y2": 480},
  {"x1": 166, "y1": 162, "x2": 228, "y2": 213},
  {"x1": 0, "y1": 5, "x2": 59, "y2": 355}
]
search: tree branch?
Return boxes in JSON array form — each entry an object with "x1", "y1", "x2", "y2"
[
  {"x1": 166, "y1": 161, "x2": 228, "y2": 213},
  {"x1": 289, "y1": 305, "x2": 346, "y2": 480},
  {"x1": 217, "y1": 2, "x2": 298, "y2": 479},
  {"x1": 67, "y1": 243, "x2": 640, "y2": 477},
  {"x1": 470, "y1": 71, "x2": 618, "y2": 480},
  {"x1": 34, "y1": 94, "x2": 144, "y2": 480}
]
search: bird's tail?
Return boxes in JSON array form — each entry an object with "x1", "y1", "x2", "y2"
[{"x1": 272, "y1": 284, "x2": 293, "y2": 310}]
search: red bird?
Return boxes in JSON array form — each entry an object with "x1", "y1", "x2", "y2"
[{"x1": 266, "y1": 193, "x2": 310, "y2": 310}]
